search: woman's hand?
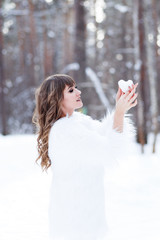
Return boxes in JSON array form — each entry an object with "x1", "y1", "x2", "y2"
[
  {"x1": 113, "y1": 83, "x2": 138, "y2": 132},
  {"x1": 115, "y1": 83, "x2": 138, "y2": 115}
]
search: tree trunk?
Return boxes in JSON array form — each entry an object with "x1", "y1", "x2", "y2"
[
  {"x1": 144, "y1": 0, "x2": 159, "y2": 153},
  {"x1": 0, "y1": 1, "x2": 7, "y2": 135},
  {"x1": 28, "y1": 0, "x2": 37, "y2": 85},
  {"x1": 43, "y1": 18, "x2": 49, "y2": 78},
  {"x1": 74, "y1": 0, "x2": 91, "y2": 114},
  {"x1": 63, "y1": 9, "x2": 73, "y2": 69},
  {"x1": 156, "y1": 0, "x2": 160, "y2": 121},
  {"x1": 74, "y1": 0, "x2": 86, "y2": 84},
  {"x1": 133, "y1": 0, "x2": 147, "y2": 152},
  {"x1": 93, "y1": 0, "x2": 99, "y2": 70},
  {"x1": 16, "y1": 7, "x2": 26, "y2": 86}
]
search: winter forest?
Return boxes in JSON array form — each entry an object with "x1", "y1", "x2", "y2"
[
  {"x1": 0, "y1": 1, "x2": 160, "y2": 240},
  {"x1": 0, "y1": 0, "x2": 160, "y2": 152}
]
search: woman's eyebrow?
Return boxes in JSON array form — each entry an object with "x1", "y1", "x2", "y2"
[{"x1": 68, "y1": 85, "x2": 75, "y2": 89}]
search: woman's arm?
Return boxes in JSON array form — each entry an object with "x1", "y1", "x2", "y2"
[{"x1": 113, "y1": 83, "x2": 138, "y2": 132}]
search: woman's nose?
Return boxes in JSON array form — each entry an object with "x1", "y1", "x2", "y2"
[{"x1": 76, "y1": 88, "x2": 81, "y2": 95}]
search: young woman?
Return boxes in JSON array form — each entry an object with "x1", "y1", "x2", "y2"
[{"x1": 33, "y1": 74, "x2": 138, "y2": 240}]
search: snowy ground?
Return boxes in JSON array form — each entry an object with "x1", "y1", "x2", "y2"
[{"x1": 0, "y1": 134, "x2": 160, "y2": 240}]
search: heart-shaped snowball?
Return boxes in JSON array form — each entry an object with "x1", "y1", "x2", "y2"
[{"x1": 118, "y1": 79, "x2": 133, "y2": 93}]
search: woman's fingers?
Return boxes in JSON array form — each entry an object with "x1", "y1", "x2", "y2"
[
  {"x1": 116, "y1": 82, "x2": 138, "y2": 113},
  {"x1": 128, "y1": 84, "x2": 134, "y2": 92},
  {"x1": 131, "y1": 99, "x2": 138, "y2": 108},
  {"x1": 129, "y1": 93, "x2": 138, "y2": 103},
  {"x1": 128, "y1": 83, "x2": 138, "y2": 93},
  {"x1": 123, "y1": 89, "x2": 133, "y2": 100},
  {"x1": 134, "y1": 82, "x2": 138, "y2": 90},
  {"x1": 116, "y1": 87, "x2": 123, "y2": 101},
  {"x1": 117, "y1": 87, "x2": 121, "y2": 97},
  {"x1": 125, "y1": 83, "x2": 138, "y2": 101}
]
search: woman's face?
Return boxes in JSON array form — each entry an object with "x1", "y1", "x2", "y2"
[{"x1": 61, "y1": 84, "x2": 83, "y2": 116}]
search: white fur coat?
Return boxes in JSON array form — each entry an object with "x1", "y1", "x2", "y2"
[{"x1": 48, "y1": 111, "x2": 135, "y2": 240}]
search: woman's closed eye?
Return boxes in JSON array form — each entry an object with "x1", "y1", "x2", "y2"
[
  {"x1": 68, "y1": 86, "x2": 78, "y2": 93},
  {"x1": 69, "y1": 88, "x2": 73, "y2": 93}
]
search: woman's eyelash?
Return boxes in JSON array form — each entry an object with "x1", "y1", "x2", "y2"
[
  {"x1": 69, "y1": 86, "x2": 78, "y2": 93},
  {"x1": 69, "y1": 89, "x2": 73, "y2": 93}
]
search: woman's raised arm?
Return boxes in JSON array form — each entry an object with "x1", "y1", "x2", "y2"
[{"x1": 113, "y1": 83, "x2": 138, "y2": 132}]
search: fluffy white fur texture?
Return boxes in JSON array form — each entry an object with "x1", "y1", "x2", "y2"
[{"x1": 48, "y1": 111, "x2": 135, "y2": 240}]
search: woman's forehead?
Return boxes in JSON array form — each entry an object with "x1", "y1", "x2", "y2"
[
  {"x1": 66, "y1": 83, "x2": 75, "y2": 88},
  {"x1": 63, "y1": 84, "x2": 74, "y2": 92}
]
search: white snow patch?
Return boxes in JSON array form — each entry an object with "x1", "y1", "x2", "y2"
[
  {"x1": 62, "y1": 63, "x2": 80, "y2": 73},
  {"x1": 114, "y1": 4, "x2": 130, "y2": 13},
  {"x1": 0, "y1": 135, "x2": 52, "y2": 240}
]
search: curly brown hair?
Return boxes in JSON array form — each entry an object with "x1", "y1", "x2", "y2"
[{"x1": 32, "y1": 74, "x2": 75, "y2": 171}]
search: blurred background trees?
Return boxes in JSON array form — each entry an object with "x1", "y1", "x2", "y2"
[{"x1": 0, "y1": 0, "x2": 160, "y2": 152}]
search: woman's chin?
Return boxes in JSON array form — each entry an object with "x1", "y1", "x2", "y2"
[{"x1": 76, "y1": 101, "x2": 83, "y2": 109}]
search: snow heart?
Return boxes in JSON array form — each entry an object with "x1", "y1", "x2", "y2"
[{"x1": 118, "y1": 79, "x2": 133, "y2": 93}]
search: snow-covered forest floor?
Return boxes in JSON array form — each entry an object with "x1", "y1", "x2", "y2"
[{"x1": 0, "y1": 134, "x2": 160, "y2": 240}]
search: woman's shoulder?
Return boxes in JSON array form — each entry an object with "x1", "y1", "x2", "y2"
[
  {"x1": 54, "y1": 111, "x2": 90, "y2": 125},
  {"x1": 73, "y1": 111, "x2": 95, "y2": 122},
  {"x1": 49, "y1": 111, "x2": 93, "y2": 137},
  {"x1": 50, "y1": 111, "x2": 81, "y2": 131}
]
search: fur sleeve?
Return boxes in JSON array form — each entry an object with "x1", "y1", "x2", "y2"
[
  {"x1": 48, "y1": 112, "x2": 136, "y2": 169},
  {"x1": 99, "y1": 110, "x2": 135, "y2": 137},
  {"x1": 79, "y1": 110, "x2": 136, "y2": 161},
  {"x1": 97, "y1": 110, "x2": 136, "y2": 159}
]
